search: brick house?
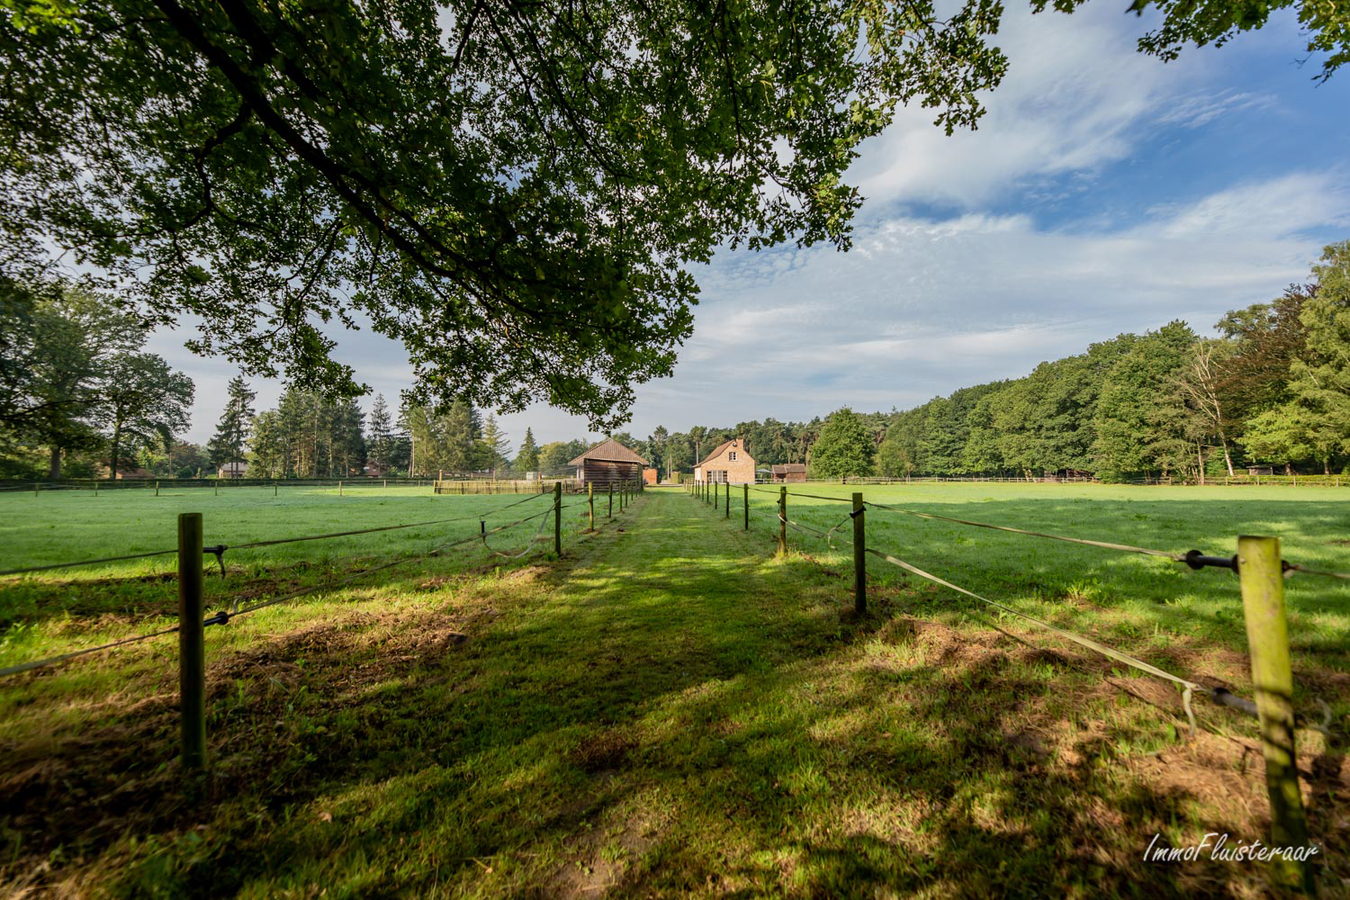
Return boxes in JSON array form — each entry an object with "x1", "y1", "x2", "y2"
[{"x1": 694, "y1": 438, "x2": 755, "y2": 484}]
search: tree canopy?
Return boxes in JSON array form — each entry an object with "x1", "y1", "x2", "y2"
[{"x1": 1, "y1": 0, "x2": 1011, "y2": 427}]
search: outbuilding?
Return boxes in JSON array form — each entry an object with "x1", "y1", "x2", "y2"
[
  {"x1": 694, "y1": 438, "x2": 755, "y2": 484},
  {"x1": 569, "y1": 438, "x2": 650, "y2": 488},
  {"x1": 771, "y1": 463, "x2": 807, "y2": 483}
]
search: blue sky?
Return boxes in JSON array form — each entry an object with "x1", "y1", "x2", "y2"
[{"x1": 159, "y1": 4, "x2": 1350, "y2": 450}]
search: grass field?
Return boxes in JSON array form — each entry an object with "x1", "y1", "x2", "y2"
[{"x1": 1, "y1": 483, "x2": 1347, "y2": 897}]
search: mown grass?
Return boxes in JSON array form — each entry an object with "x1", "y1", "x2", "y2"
[{"x1": 1, "y1": 485, "x2": 1347, "y2": 897}]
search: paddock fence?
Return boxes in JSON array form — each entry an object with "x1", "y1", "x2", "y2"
[
  {"x1": 0, "y1": 478, "x2": 649, "y2": 770},
  {"x1": 685, "y1": 478, "x2": 1343, "y2": 893}
]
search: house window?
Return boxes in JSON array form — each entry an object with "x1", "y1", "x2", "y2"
[{"x1": 729, "y1": 451, "x2": 737, "y2": 461}]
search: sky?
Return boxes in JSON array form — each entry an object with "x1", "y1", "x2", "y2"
[{"x1": 153, "y1": 3, "x2": 1350, "y2": 450}]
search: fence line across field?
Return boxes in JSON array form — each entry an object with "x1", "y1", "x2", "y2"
[
  {"x1": 0, "y1": 491, "x2": 555, "y2": 578},
  {"x1": 0, "y1": 479, "x2": 636, "y2": 678},
  {"x1": 687, "y1": 481, "x2": 1319, "y2": 892}
]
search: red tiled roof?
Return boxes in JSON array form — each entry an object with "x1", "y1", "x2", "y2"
[{"x1": 697, "y1": 438, "x2": 752, "y2": 467}]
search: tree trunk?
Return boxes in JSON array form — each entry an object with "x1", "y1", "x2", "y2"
[
  {"x1": 48, "y1": 445, "x2": 61, "y2": 480},
  {"x1": 109, "y1": 419, "x2": 122, "y2": 481},
  {"x1": 1216, "y1": 428, "x2": 1235, "y2": 477}
]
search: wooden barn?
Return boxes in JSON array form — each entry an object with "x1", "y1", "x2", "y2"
[
  {"x1": 771, "y1": 463, "x2": 807, "y2": 483},
  {"x1": 569, "y1": 438, "x2": 650, "y2": 488}
]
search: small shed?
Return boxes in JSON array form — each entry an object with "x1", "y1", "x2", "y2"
[
  {"x1": 569, "y1": 438, "x2": 649, "y2": 488},
  {"x1": 642, "y1": 467, "x2": 659, "y2": 486},
  {"x1": 1247, "y1": 465, "x2": 1274, "y2": 477},
  {"x1": 771, "y1": 463, "x2": 807, "y2": 483},
  {"x1": 218, "y1": 461, "x2": 248, "y2": 479}
]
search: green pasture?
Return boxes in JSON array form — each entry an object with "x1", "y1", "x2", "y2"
[
  {"x1": 734, "y1": 481, "x2": 1350, "y2": 685},
  {"x1": 0, "y1": 483, "x2": 1346, "y2": 896}
]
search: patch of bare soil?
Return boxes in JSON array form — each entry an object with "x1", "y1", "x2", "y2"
[
  {"x1": 0, "y1": 606, "x2": 480, "y2": 891},
  {"x1": 568, "y1": 728, "x2": 637, "y2": 775}
]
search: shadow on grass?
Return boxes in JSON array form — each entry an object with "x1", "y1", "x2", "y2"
[{"x1": 1, "y1": 493, "x2": 1345, "y2": 897}]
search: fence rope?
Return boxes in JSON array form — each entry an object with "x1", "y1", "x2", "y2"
[
  {"x1": 862, "y1": 500, "x2": 1186, "y2": 561},
  {"x1": 0, "y1": 548, "x2": 180, "y2": 578},
  {"x1": 864, "y1": 546, "x2": 1208, "y2": 730},
  {"x1": 0, "y1": 493, "x2": 552, "y2": 578},
  {"x1": 229, "y1": 493, "x2": 549, "y2": 550},
  {"x1": 481, "y1": 505, "x2": 556, "y2": 559},
  {"x1": 0, "y1": 502, "x2": 574, "y2": 677},
  {"x1": 777, "y1": 512, "x2": 853, "y2": 548},
  {"x1": 747, "y1": 486, "x2": 856, "y2": 503},
  {"x1": 0, "y1": 624, "x2": 182, "y2": 678},
  {"x1": 1285, "y1": 563, "x2": 1350, "y2": 581}
]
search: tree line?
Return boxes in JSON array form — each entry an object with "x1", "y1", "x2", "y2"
[{"x1": 6, "y1": 241, "x2": 1347, "y2": 483}]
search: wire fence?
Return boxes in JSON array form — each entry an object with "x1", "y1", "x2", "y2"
[
  {"x1": 686, "y1": 477, "x2": 1332, "y2": 868},
  {"x1": 0, "y1": 482, "x2": 630, "y2": 681}
]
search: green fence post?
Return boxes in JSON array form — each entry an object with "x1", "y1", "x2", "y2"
[
  {"x1": 853, "y1": 492, "x2": 866, "y2": 616},
  {"x1": 743, "y1": 483, "x2": 749, "y2": 531},
  {"x1": 178, "y1": 512, "x2": 207, "y2": 770},
  {"x1": 778, "y1": 486, "x2": 787, "y2": 558},
  {"x1": 1237, "y1": 535, "x2": 1314, "y2": 893},
  {"x1": 554, "y1": 481, "x2": 563, "y2": 556}
]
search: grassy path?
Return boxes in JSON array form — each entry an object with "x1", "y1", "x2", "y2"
[{"x1": 3, "y1": 490, "x2": 1346, "y2": 897}]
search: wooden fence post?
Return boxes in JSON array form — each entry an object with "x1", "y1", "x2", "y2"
[
  {"x1": 178, "y1": 512, "x2": 206, "y2": 770},
  {"x1": 609, "y1": 484, "x2": 614, "y2": 518},
  {"x1": 274, "y1": 482, "x2": 278, "y2": 497},
  {"x1": 1237, "y1": 535, "x2": 1314, "y2": 894},
  {"x1": 778, "y1": 486, "x2": 787, "y2": 558},
  {"x1": 714, "y1": 479, "x2": 719, "y2": 510},
  {"x1": 214, "y1": 480, "x2": 218, "y2": 497},
  {"x1": 725, "y1": 483, "x2": 730, "y2": 519},
  {"x1": 853, "y1": 492, "x2": 866, "y2": 616},
  {"x1": 94, "y1": 480, "x2": 99, "y2": 497},
  {"x1": 554, "y1": 481, "x2": 562, "y2": 556},
  {"x1": 338, "y1": 480, "x2": 343, "y2": 496},
  {"x1": 743, "y1": 483, "x2": 749, "y2": 530},
  {"x1": 155, "y1": 480, "x2": 160, "y2": 497},
  {"x1": 588, "y1": 483, "x2": 594, "y2": 532}
]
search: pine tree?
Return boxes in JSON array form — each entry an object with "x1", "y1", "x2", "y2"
[
  {"x1": 368, "y1": 394, "x2": 396, "y2": 472},
  {"x1": 442, "y1": 399, "x2": 479, "y2": 473},
  {"x1": 516, "y1": 427, "x2": 540, "y2": 474},
  {"x1": 479, "y1": 415, "x2": 511, "y2": 475},
  {"x1": 208, "y1": 375, "x2": 256, "y2": 470}
]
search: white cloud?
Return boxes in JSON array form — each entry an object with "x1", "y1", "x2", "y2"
[
  {"x1": 847, "y1": 4, "x2": 1271, "y2": 209},
  {"x1": 621, "y1": 167, "x2": 1345, "y2": 434}
]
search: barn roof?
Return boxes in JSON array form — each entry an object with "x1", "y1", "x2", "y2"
[
  {"x1": 568, "y1": 437, "x2": 649, "y2": 467},
  {"x1": 771, "y1": 463, "x2": 806, "y2": 474},
  {"x1": 697, "y1": 437, "x2": 753, "y2": 467}
]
